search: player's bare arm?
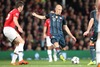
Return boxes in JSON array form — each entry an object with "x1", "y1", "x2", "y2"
[
  {"x1": 63, "y1": 25, "x2": 76, "y2": 41},
  {"x1": 32, "y1": 12, "x2": 46, "y2": 19},
  {"x1": 43, "y1": 26, "x2": 47, "y2": 39},
  {"x1": 13, "y1": 17, "x2": 23, "y2": 33},
  {"x1": 83, "y1": 18, "x2": 94, "y2": 36}
]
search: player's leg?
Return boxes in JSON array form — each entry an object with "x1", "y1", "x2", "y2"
[
  {"x1": 14, "y1": 34, "x2": 28, "y2": 65},
  {"x1": 88, "y1": 41, "x2": 96, "y2": 65},
  {"x1": 96, "y1": 18, "x2": 100, "y2": 66},
  {"x1": 11, "y1": 45, "x2": 19, "y2": 65},
  {"x1": 90, "y1": 41, "x2": 95, "y2": 62},
  {"x1": 55, "y1": 44, "x2": 66, "y2": 62},
  {"x1": 88, "y1": 40, "x2": 96, "y2": 65},
  {"x1": 53, "y1": 42, "x2": 63, "y2": 60},
  {"x1": 51, "y1": 35, "x2": 65, "y2": 61},
  {"x1": 47, "y1": 46, "x2": 52, "y2": 62},
  {"x1": 96, "y1": 32, "x2": 100, "y2": 66},
  {"x1": 87, "y1": 32, "x2": 97, "y2": 65},
  {"x1": 46, "y1": 36, "x2": 58, "y2": 62},
  {"x1": 3, "y1": 27, "x2": 28, "y2": 65},
  {"x1": 3, "y1": 27, "x2": 19, "y2": 65},
  {"x1": 46, "y1": 36, "x2": 53, "y2": 62},
  {"x1": 53, "y1": 48, "x2": 57, "y2": 61},
  {"x1": 11, "y1": 41, "x2": 19, "y2": 65},
  {"x1": 97, "y1": 17, "x2": 100, "y2": 66},
  {"x1": 59, "y1": 35, "x2": 66, "y2": 61}
]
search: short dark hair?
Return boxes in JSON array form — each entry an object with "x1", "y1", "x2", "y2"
[{"x1": 15, "y1": 1, "x2": 24, "y2": 8}]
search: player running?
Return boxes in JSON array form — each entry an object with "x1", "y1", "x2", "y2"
[
  {"x1": 3, "y1": 1, "x2": 28, "y2": 65},
  {"x1": 32, "y1": 4, "x2": 76, "y2": 61}
]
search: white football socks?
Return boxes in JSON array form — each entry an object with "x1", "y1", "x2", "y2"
[
  {"x1": 11, "y1": 46, "x2": 19, "y2": 63},
  {"x1": 18, "y1": 43, "x2": 24, "y2": 61},
  {"x1": 18, "y1": 43, "x2": 24, "y2": 51},
  {"x1": 53, "y1": 49, "x2": 57, "y2": 61},
  {"x1": 11, "y1": 53, "x2": 18, "y2": 63},
  {"x1": 18, "y1": 52, "x2": 24, "y2": 61},
  {"x1": 96, "y1": 40, "x2": 100, "y2": 64},
  {"x1": 47, "y1": 50, "x2": 52, "y2": 62}
]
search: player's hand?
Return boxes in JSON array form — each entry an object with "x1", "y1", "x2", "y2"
[
  {"x1": 72, "y1": 36, "x2": 76, "y2": 42},
  {"x1": 32, "y1": 12, "x2": 36, "y2": 16},
  {"x1": 83, "y1": 31, "x2": 89, "y2": 36},
  {"x1": 18, "y1": 27, "x2": 23, "y2": 33}
]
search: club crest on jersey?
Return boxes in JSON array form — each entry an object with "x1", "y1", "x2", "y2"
[
  {"x1": 16, "y1": 13, "x2": 19, "y2": 16},
  {"x1": 60, "y1": 17, "x2": 62, "y2": 19},
  {"x1": 60, "y1": 17, "x2": 63, "y2": 22},
  {"x1": 56, "y1": 16, "x2": 58, "y2": 18}
]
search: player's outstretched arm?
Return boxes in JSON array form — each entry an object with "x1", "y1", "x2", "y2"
[
  {"x1": 32, "y1": 12, "x2": 46, "y2": 19},
  {"x1": 63, "y1": 25, "x2": 76, "y2": 41},
  {"x1": 83, "y1": 18, "x2": 94, "y2": 36}
]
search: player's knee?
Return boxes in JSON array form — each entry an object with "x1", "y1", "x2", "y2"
[
  {"x1": 21, "y1": 39, "x2": 25, "y2": 44},
  {"x1": 18, "y1": 38, "x2": 25, "y2": 44},
  {"x1": 13, "y1": 40, "x2": 19, "y2": 45},
  {"x1": 54, "y1": 42, "x2": 59, "y2": 47},
  {"x1": 63, "y1": 47, "x2": 67, "y2": 50},
  {"x1": 89, "y1": 41, "x2": 94, "y2": 46},
  {"x1": 47, "y1": 46, "x2": 52, "y2": 50},
  {"x1": 89, "y1": 43, "x2": 94, "y2": 46},
  {"x1": 14, "y1": 37, "x2": 25, "y2": 44}
]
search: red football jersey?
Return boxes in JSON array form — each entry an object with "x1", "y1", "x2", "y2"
[
  {"x1": 44, "y1": 19, "x2": 51, "y2": 36},
  {"x1": 4, "y1": 9, "x2": 20, "y2": 28}
]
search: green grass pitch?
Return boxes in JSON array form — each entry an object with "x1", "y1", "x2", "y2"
[{"x1": 0, "y1": 60, "x2": 96, "y2": 67}]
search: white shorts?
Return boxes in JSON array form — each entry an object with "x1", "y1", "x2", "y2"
[
  {"x1": 46, "y1": 36, "x2": 53, "y2": 46},
  {"x1": 3, "y1": 27, "x2": 20, "y2": 42}
]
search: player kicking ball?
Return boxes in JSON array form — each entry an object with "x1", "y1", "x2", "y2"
[
  {"x1": 3, "y1": 1, "x2": 28, "y2": 65},
  {"x1": 32, "y1": 4, "x2": 76, "y2": 62}
]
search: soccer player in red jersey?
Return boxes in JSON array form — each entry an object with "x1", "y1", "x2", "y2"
[
  {"x1": 43, "y1": 19, "x2": 57, "y2": 62},
  {"x1": 3, "y1": 1, "x2": 28, "y2": 65}
]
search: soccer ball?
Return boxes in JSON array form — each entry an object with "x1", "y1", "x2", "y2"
[{"x1": 71, "y1": 56, "x2": 80, "y2": 64}]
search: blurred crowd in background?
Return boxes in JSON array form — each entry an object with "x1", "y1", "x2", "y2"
[{"x1": 0, "y1": 0, "x2": 96, "y2": 51}]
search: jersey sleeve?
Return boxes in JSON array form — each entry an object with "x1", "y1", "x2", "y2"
[
  {"x1": 45, "y1": 13, "x2": 50, "y2": 19},
  {"x1": 90, "y1": 11, "x2": 94, "y2": 19},
  {"x1": 44, "y1": 19, "x2": 48, "y2": 27},
  {"x1": 62, "y1": 16, "x2": 67, "y2": 25},
  {"x1": 13, "y1": 11, "x2": 19, "y2": 18}
]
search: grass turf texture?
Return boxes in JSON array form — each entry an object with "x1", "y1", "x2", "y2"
[{"x1": 0, "y1": 59, "x2": 96, "y2": 67}]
